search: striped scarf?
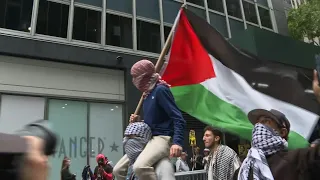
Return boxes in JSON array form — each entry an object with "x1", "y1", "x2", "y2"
[
  {"x1": 206, "y1": 145, "x2": 240, "y2": 180},
  {"x1": 123, "y1": 122, "x2": 152, "y2": 180},
  {"x1": 131, "y1": 60, "x2": 170, "y2": 98},
  {"x1": 237, "y1": 123, "x2": 288, "y2": 180}
]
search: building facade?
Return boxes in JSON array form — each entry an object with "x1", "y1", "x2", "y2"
[{"x1": 0, "y1": 0, "x2": 295, "y2": 179}]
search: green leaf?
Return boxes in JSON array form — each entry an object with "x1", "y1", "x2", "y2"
[{"x1": 287, "y1": 0, "x2": 320, "y2": 42}]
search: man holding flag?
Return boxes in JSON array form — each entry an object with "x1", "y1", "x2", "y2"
[{"x1": 113, "y1": 60, "x2": 186, "y2": 180}]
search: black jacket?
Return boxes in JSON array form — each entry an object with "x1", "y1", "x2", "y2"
[{"x1": 61, "y1": 168, "x2": 76, "y2": 180}]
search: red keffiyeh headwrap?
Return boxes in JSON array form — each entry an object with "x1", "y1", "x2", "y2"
[{"x1": 131, "y1": 59, "x2": 170, "y2": 98}]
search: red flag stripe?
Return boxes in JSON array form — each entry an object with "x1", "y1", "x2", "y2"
[{"x1": 162, "y1": 9, "x2": 215, "y2": 87}]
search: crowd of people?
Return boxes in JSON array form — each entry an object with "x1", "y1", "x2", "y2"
[{"x1": 14, "y1": 59, "x2": 320, "y2": 180}]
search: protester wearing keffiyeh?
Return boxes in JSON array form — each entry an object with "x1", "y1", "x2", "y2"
[
  {"x1": 237, "y1": 109, "x2": 290, "y2": 180},
  {"x1": 203, "y1": 126, "x2": 241, "y2": 180},
  {"x1": 237, "y1": 123, "x2": 288, "y2": 180},
  {"x1": 130, "y1": 59, "x2": 170, "y2": 99},
  {"x1": 113, "y1": 59, "x2": 185, "y2": 180}
]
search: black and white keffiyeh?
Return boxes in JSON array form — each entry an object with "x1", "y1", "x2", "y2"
[
  {"x1": 123, "y1": 122, "x2": 152, "y2": 180},
  {"x1": 206, "y1": 145, "x2": 241, "y2": 180},
  {"x1": 238, "y1": 123, "x2": 288, "y2": 180},
  {"x1": 123, "y1": 122, "x2": 152, "y2": 165}
]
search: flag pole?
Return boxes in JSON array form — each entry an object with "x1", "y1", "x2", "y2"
[{"x1": 133, "y1": 4, "x2": 187, "y2": 115}]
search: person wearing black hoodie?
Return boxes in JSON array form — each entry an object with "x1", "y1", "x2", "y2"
[{"x1": 61, "y1": 157, "x2": 76, "y2": 180}]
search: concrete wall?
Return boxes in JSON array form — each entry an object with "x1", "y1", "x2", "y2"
[{"x1": 0, "y1": 55, "x2": 124, "y2": 101}]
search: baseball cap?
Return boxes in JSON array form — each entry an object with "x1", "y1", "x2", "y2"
[{"x1": 247, "y1": 109, "x2": 290, "y2": 132}]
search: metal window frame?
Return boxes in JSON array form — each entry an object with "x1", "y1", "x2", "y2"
[
  {"x1": 74, "y1": 2, "x2": 102, "y2": 11},
  {"x1": 208, "y1": 8, "x2": 225, "y2": 16},
  {"x1": 159, "y1": 0, "x2": 165, "y2": 48},
  {"x1": 132, "y1": 0, "x2": 137, "y2": 51},
  {"x1": 253, "y1": 0, "x2": 262, "y2": 28},
  {"x1": 30, "y1": 0, "x2": 39, "y2": 36},
  {"x1": 266, "y1": 0, "x2": 278, "y2": 32},
  {"x1": 204, "y1": 0, "x2": 210, "y2": 23},
  {"x1": 239, "y1": 0, "x2": 248, "y2": 29},
  {"x1": 0, "y1": 0, "x2": 279, "y2": 61},
  {"x1": 257, "y1": 4, "x2": 273, "y2": 29},
  {"x1": 101, "y1": 0, "x2": 106, "y2": 46},
  {"x1": 242, "y1": 0, "x2": 259, "y2": 26},
  {"x1": 106, "y1": 9, "x2": 133, "y2": 18},
  {"x1": 33, "y1": 0, "x2": 72, "y2": 39},
  {"x1": 135, "y1": 17, "x2": 162, "y2": 53},
  {"x1": 72, "y1": 3, "x2": 103, "y2": 44},
  {"x1": 67, "y1": 0, "x2": 75, "y2": 41},
  {"x1": 137, "y1": 17, "x2": 161, "y2": 25},
  {"x1": 222, "y1": 0, "x2": 232, "y2": 38}
]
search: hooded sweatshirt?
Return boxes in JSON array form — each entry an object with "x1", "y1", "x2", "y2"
[{"x1": 94, "y1": 154, "x2": 113, "y2": 180}]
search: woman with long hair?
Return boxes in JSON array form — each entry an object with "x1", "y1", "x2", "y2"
[{"x1": 61, "y1": 157, "x2": 76, "y2": 180}]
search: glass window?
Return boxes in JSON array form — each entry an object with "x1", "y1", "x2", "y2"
[
  {"x1": 209, "y1": 13, "x2": 228, "y2": 37},
  {"x1": 89, "y1": 103, "x2": 124, "y2": 167},
  {"x1": 136, "y1": 0, "x2": 160, "y2": 20},
  {"x1": 243, "y1": 1, "x2": 258, "y2": 24},
  {"x1": 106, "y1": 14, "x2": 133, "y2": 49},
  {"x1": 137, "y1": 20, "x2": 161, "y2": 53},
  {"x1": 75, "y1": 0, "x2": 102, "y2": 7},
  {"x1": 187, "y1": 0, "x2": 204, "y2": 6},
  {"x1": 0, "y1": 0, "x2": 33, "y2": 32},
  {"x1": 0, "y1": 95, "x2": 45, "y2": 134},
  {"x1": 164, "y1": 26, "x2": 171, "y2": 41},
  {"x1": 163, "y1": 0, "x2": 181, "y2": 24},
  {"x1": 207, "y1": 0, "x2": 224, "y2": 13},
  {"x1": 229, "y1": 18, "x2": 244, "y2": 38},
  {"x1": 189, "y1": 6, "x2": 206, "y2": 20},
  {"x1": 226, "y1": 0, "x2": 242, "y2": 19},
  {"x1": 36, "y1": 0, "x2": 69, "y2": 38},
  {"x1": 73, "y1": 7, "x2": 102, "y2": 43},
  {"x1": 106, "y1": 0, "x2": 132, "y2": 14},
  {"x1": 258, "y1": 7, "x2": 272, "y2": 29},
  {"x1": 48, "y1": 99, "x2": 88, "y2": 180},
  {"x1": 257, "y1": 0, "x2": 268, "y2": 6}
]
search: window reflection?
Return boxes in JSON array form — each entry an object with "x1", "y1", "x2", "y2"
[
  {"x1": 73, "y1": 7, "x2": 101, "y2": 43},
  {"x1": 137, "y1": 20, "x2": 161, "y2": 53},
  {"x1": 136, "y1": 0, "x2": 160, "y2": 20},
  {"x1": 164, "y1": 26, "x2": 171, "y2": 41},
  {"x1": 37, "y1": 0, "x2": 69, "y2": 38},
  {"x1": 106, "y1": 14, "x2": 133, "y2": 49},
  {"x1": 258, "y1": 7, "x2": 272, "y2": 29},
  {"x1": 207, "y1": 0, "x2": 224, "y2": 13},
  {"x1": 226, "y1": 0, "x2": 242, "y2": 19},
  {"x1": 243, "y1": 1, "x2": 258, "y2": 24},
  {"x1": 0, "y1": 0, "x2": 33, "y2": 32}
]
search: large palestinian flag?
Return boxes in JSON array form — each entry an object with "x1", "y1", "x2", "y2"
[{"x1": 161, "y1": 8, "x2": 319, "y2": 149}]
